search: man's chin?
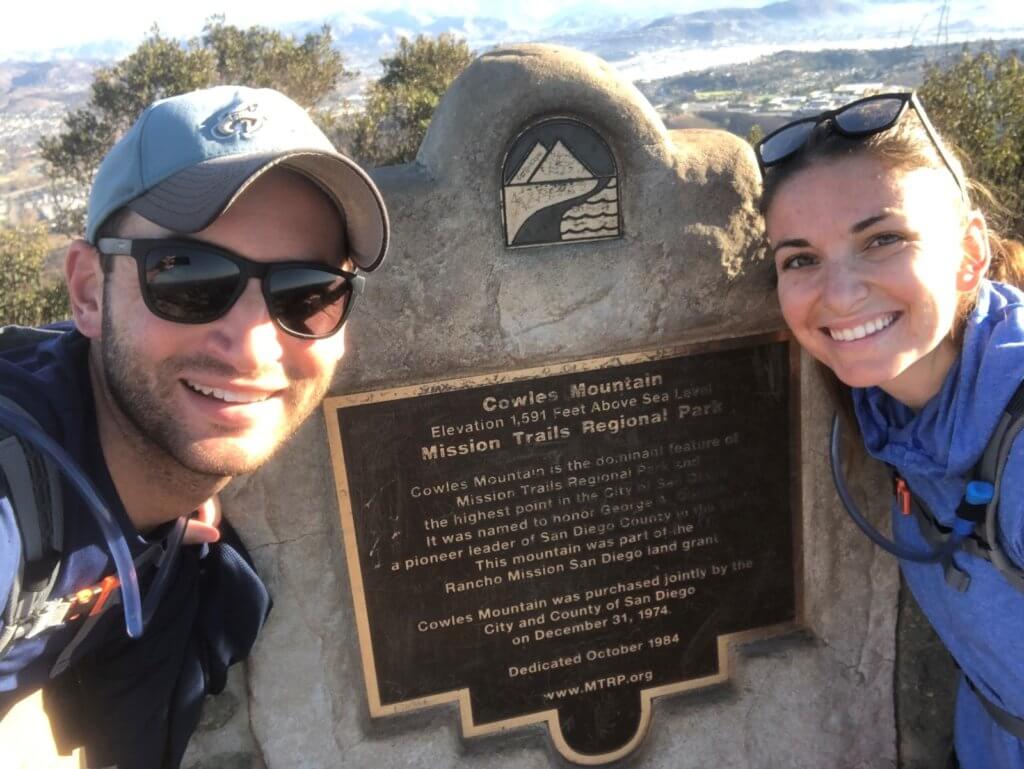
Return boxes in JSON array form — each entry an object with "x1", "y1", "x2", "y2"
[{"x1": 173, "y1": 438, "x2": 281, "y2": 478}]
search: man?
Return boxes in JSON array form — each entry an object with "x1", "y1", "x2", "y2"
[{"x1": 0, "y1": 85, "x2": 388, "y2": 767}]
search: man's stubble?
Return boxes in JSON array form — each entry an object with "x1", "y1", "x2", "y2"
[{"x1": 98, "y1": 281, "x2": 335, "y2": 478}]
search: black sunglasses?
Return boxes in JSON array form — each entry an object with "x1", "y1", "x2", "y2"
[
  {"x1": 96, "y1": 238, "x2": 364, "y2": 339},
  {"x1": 755, "y1": 92, "x2": 965, "y2": 198}
]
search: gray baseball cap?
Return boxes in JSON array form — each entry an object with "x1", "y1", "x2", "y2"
[{"x1": 86, "y1": 85, "x2": 388, "y2": 271}]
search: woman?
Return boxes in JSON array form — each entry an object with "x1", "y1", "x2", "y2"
[{"x1": 757, "y1": 93, "x2": 1024, "y2": 768}]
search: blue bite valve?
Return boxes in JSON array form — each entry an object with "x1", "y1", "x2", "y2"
[
  {"x1": 952, "y1": 480, "x2": 995, "y2": 538},
  {"x1": 965, "y1": 481, "x2": 995, "y2": 505}
]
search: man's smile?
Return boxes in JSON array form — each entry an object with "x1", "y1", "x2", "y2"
[{"x1": 183, "y1": 379, "x2": 278, "y2": 404}]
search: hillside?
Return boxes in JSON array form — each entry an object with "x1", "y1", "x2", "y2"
[{"x1": 638, "y1": 38, "x2": 1024, "y2": 108}]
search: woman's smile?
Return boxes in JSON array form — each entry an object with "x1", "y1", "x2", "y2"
[{"x1": 825, "y1": 312, "x2": 899, "y2": 342}]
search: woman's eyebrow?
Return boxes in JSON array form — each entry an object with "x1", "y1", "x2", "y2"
[
  {"x1": 851, "y1": 212, "x2": 894, "y2": 234},
  {"x1": 771, "y1": 210, "x2": 900, "y2": 257},
  {"x1": 770, "y1": 238, "x2": 810, "y2": 258}
]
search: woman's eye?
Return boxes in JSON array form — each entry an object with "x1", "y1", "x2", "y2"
[
  {"x1": 780, "y1": 253, "x2": 816, "y2": 270},
  {"x1": 867, "y1": 232, "x2": 905, "y2": 249}
]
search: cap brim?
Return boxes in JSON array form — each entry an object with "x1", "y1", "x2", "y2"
[{"x1": 127, "y1": 150, "x2": 389, "y2": 271}]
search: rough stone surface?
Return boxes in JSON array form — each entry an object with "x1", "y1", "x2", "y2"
[
  {"x1": 183, "y1": 666, "x2": 266, "y2": 769},
  {"x1": 897, "y1": 580, "x2": 958, "y2": 768},
  {"x1": 184, "y1": 44, "x2": 900, "y2": 768}
]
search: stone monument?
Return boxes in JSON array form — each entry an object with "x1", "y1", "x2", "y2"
[{"x1": 183, "y1": 44, "x2": 899, "y2": 769}]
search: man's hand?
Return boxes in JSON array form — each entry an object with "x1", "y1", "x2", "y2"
[{"x1": 182, "y1": 495, "x2": 221, "y2": 545}]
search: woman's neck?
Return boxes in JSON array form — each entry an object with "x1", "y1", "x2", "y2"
[{"x1": 877, "y1": 336, "x2": 960, "y2": 411}]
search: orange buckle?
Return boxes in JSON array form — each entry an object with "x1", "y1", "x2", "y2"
[
  {"x1": 64, "y1": 575, "x2": 120, "y2": 622},
  {"x1": 89, "y1": 575, "x2": 119, "y2": 616},
  {"x1": 895, "y1": 478, "x2": 912, "y2": 515}
]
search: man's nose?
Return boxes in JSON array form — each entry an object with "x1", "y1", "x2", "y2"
[{"x1": 206, "y1": 279, "x2": 283, "y2": 371}]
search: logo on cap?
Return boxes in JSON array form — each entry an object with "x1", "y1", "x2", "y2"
[{"x1": 213, "y1": 102, "x2": 264, "y2": 140}]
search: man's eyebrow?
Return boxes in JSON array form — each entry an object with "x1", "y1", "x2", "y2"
[
  {"x1": 851, "y1": 212, "x2": 894, "y2": 234},
  {"x1": 770, "y1": 238, "x2": 810, "y2": 258}
]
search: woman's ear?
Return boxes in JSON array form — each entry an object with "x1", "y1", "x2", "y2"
[
  {"x1": 957, "y1": 210, "x2": 991, "y2": 292},
  {"x1": 65, "y1": 240, "x2": 104, "y2": 339}
]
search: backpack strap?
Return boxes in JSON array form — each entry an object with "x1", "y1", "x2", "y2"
[
  {"x1": 975, "y1": 381, "x2": 1024, "y2": 593},
  {"x1": 0, "y1": 395, "x2": 65, "y2": 656},
  {"x1": 898, "y1": 380, "x2": 1024, "y2": 596},
  {"x1": 0, "y1": 324, "x2": 64, "y2": 353},
  {"x1": 899, "y1": 488, "x2": 973, "y2": 592},
  {"x1": 964, "y1": 675, "x2": 1024, "y2": 739}
]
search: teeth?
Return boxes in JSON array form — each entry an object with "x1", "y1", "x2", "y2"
[
  {"x1": 829, "y1": 313, "x2": 895, "y2": 342},
  {"x1": 185, "y1": 381, "x2": 270, "y2": 403}
]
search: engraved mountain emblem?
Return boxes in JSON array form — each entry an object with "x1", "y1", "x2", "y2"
[{"x1": 501, "y1": 120, "x2": 621, "y2": 248}]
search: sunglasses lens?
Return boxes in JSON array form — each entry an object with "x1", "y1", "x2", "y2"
[
  {"x1": 267, "y1": 267, "x2": 353, "y2": 338},
  {"x1": 834, "y1": 97, "x2": 904, "y2": 134},
  {"x1": 759, "y1": 121, "x2": 815, "y2": 166},
  {"x1": 144, "y1": 247, "x2": 241, "y2": 322}
]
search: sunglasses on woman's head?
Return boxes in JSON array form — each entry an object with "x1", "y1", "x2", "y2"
[
  {"x1": 755, "y1": 92, "x2": 966, "y2": 198},
  {"x1": 96, "y1": 238, "x2": 364, "y2": 339}
]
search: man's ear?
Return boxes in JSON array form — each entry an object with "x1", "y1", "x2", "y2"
[
  {"x1": 957, "y1": 210, "x2": 992, "y2": 292},
  {"x1": 65, "y1": 240, "x2": 104, "y2": 339}
]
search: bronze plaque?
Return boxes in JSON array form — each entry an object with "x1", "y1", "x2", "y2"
[
  {"x1": 501, "y1": 117, "x2": 621, "y2": 248},
  {"x1": 324, "y1": 334, "x2": 801, "y2": 764}
]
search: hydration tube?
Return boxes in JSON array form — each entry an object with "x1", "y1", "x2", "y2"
[
  {"x1": 0, "y1": 406, "x2": 145, "y2": 638},
  {"x1": 142, "y1": 515, "x2": 186, "y2": 627},
  {"x1": 829, "y1": 413, "x2": 990, "y2": 563}
]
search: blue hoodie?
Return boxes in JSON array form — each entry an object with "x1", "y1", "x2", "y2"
[{"x1": 854, "y1": 280, "x2": 1024, "y2": 769}]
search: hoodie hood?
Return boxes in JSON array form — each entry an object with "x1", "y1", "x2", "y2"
[{"x1": 854, "y1": 280, "x2": 1024, "y2": 481}]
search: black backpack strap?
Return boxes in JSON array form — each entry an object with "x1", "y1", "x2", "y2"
[
  {"x1": 0, "y1": 394, "x2": 65, "y2": 656},
  {"x1": 901, "y1": 488, "x2": 972, "y2": 592},
  {"x1": 0, "y1": 324, "x2": 65, "y2": 360},
  {"x1": 965, "y1": 675, "x2": 1024, "y2": 739},
  {"x1": 974, "y1": 381, "x2": 1024, "y2": 594},
  {"x1": 958, "y1": 382, "x2": 1024, "y2": 597},
  {"x1": 900, "y1": 381, "x2": 1024, "y2": 596}
]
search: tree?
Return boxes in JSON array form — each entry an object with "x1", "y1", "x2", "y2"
[
  {"x1": 0, "y1": 225, "x2": 69, "y2": 326},
  {"x1": 39, "y1": 19, "x2": 348, "y2": 236},
  {"x1": 201, "y1": 19, "x2": 345, "y2": 109},
  {"x1": 347, "y1": 34, "x2": 474, "y2": 167},
  {"x1": 39, "y1": 31, "x2": 214, "y2": 236},
  {"x1": 747, "y1": 124, "x2": 765, "y2": 147},
  {"x1": 920, "y1": 48, "x2": 1024, "y2": 240}
]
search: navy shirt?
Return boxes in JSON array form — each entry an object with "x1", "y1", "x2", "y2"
[{"x1": 0, "y1": 325, "x2": 270, "y2": 768}]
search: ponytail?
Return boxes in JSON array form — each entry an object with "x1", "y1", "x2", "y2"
[
  {"x1": 965, "y1": 178, "x2": 1024, "y2": 289},
  {"x1": 987, "y1": 233, "x2": 1024, "y2": 289}
]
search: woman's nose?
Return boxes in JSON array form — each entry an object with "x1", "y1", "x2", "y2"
[{"x1": 821, "y1": 258, "x2": 869, "y2": 314}]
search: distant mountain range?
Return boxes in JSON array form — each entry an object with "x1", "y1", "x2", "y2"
[
  {"x1": 551, "y1": 0, "x2": 1009, "y2": 65},
  {"x1": 6, "y1": 0, "x2": 1022, "y2": 72},
  {"x1": 3, "y1": 0, "x2": 1022, "y2": 227}
]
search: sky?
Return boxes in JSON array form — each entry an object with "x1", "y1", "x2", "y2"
[
  {"x1": 4, "y1": 0, "x2": 1024, "y2": 62},
  {"x1": 2, "y1": 0, "x2": 770, "y2": 58}
]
